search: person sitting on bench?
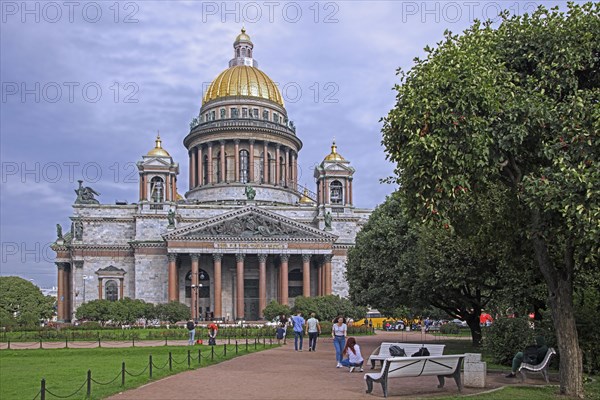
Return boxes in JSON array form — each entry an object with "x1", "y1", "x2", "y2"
[{"x1": 506, "y1": 335, "x2": 548, "y2": 378}]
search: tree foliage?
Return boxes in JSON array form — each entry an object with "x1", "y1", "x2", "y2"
[
  {"x1": 381, "y1": 3, "x2": 599, "y2": 396},
  {"x1": 154, "y1": 301, "x2": 190, "y2": 324},
  {"x1": 292, "y1": 295, "x2": 367, "y2": 322},
  {"x1": 0, "y1": 277, "x2": 54, "y2": 327},
  {"x1": 262, "y1": 300, "x2": 291, "y2": 321}
]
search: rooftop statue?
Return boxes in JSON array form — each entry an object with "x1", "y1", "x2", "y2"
[
  {"x1": 74, "y1": 180, "x2": 100, "y2": 204},
  {"x1": 244, "y1": 185, "x2": 256, "y2": 200}
]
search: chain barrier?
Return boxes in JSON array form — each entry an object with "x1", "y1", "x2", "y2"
[
  {"x1": 43, "y1": 377, "x2": 87, "y2": 399},
  {"x1": 32, "y1": 340, "x2": 274, "y2": 400},
  {"x1": 90, "y1": 370, "x2": 121, "y2": 386}
]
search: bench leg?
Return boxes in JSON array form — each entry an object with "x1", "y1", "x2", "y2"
[
  {"x1": 382, "y1": 376, "x2": 388, "y2": 398},
  {"x1": 437, "y1": 376, "x2": 445, "y2": 389},
  {"x1": 541, "y1": 368, "x2": 550, "y2": 383},
  {"x1": 371, "y1": 360, "x2": 376, "y2": 369},
  {"x1": 453, "y1": 369, "x2": 463, "y2": 392},
  {"x1": 519, "y1": 370, "x2": 526, "y2": 383},
  {"x1": 366, "y1": 377, "x2": 374, "y2": 394}
]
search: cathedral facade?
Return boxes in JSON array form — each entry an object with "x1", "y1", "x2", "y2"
[{"x1": 52, "y1": 30, "x2": 371, "y2": 322}]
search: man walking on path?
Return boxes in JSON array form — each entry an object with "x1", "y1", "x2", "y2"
[
  {"x1": 291, "y1": 311, "x2": 305, "y2": 351},
  {"x1": 186, "y1": 320, "x2": 196, "y2": 346},
  {"x1": 305, "y1": 313, "x2": 321, "y2": 352}
]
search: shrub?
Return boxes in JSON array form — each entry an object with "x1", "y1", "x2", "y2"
[
  {"x1": 483, "y1": 316, "x2": 554, "y2": 365},
  {"x1": 440, "y1": 323, "x2": 459, "y2": 335},
  {"x1": 262, "y1": 301, "x2": 291, "y2": 321}
]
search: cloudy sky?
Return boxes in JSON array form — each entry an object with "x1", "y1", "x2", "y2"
[{"x1": 1, "y1": 1, "x2": 562, "y2": 287}]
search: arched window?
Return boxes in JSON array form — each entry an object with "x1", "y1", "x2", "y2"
[
  {"x1": 150, "y1": 177, "x2": 164, "y2": 202},
  {"x1": 241, "y1": 48, "x2": 246, "y2": 57},
  {"x1": 330, "y1": 180, "x2": 343, "y2": 204},
  {"x1": 240, "y1": 150, "x2": 249, "y2": 183},
  {"x1": 220, "y1": 108, "x2": 226, "y2": 119},
  {"x1": 105, "y1": 280, "x2": 118, "y2": 302},
  {"x1": 203, "y1": 155, "x2": 209, "y2": 184}
]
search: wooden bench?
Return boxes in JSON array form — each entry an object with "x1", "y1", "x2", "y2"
[
  {"x1": 368, "y1": 342, "x2": 446, "y2": 369},
  {"x1": 365, "y1": 354, "x2": 465, "y2": 397},
  {"x1": 519, "y1": 347, "x2": 557, "y2": 383}
]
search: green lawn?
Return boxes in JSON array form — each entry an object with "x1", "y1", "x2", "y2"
[
  {"x1": 0, "y1": 343, "x2": 273, "y2": 400},
  {"x1": 437, "y1": 380, "x2": 600, "y2": 399}
]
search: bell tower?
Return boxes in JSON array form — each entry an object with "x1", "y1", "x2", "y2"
[
  {"x1": 137, "y1": 134, "x2": 179, "y2": 203},
  {"x1": 314, "y1": 140, "x2": 355, "y2": 211}
]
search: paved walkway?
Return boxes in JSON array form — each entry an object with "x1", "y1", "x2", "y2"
[{"x1": 106, "y1": 331, "x2": 555, "y2": 400}]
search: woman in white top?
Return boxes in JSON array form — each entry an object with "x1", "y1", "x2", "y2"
[
  {"x1": 340, "y1": 337, "x2": 364, "y2": 372},
  {"x1": 331, "y1": 316, "x2": 347, "y2": 367}
]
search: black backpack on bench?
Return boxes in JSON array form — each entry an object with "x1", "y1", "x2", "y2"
[{"x1": 389, "y1": 345, "x2": 406, "y2": 357}]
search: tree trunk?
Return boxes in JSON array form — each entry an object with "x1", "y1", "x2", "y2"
[
  {"x1": 466, "y1": 317, "x2": 482, "y2": 346},
  {"x1": 532, "y1": 215, "x2": 583, "y2": 398}
]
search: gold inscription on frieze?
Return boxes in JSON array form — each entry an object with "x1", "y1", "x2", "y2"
[{"x1": 213, "y1": 242, "x2": 288, "y2": 250}]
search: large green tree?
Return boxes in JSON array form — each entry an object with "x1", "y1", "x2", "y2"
[
  {"x1": 381, "y1": 4, "x2": 599, "y2": 396},
  {"x1": 0, "y1": 277, "x2": 54, "y2": 327}
]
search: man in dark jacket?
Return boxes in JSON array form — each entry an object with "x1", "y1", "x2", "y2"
[
  {"x1": 186, "y1": 319, "x2": 196, "y2": 346},
  {"x1": 506, "y1": 336, "x2": 548, "y2": 378}
]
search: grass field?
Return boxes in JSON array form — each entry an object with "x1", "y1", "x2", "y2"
[
  {"x1": 438, "y1": 381, "x2": 600, "y2": 399},
  {"x1": 0, "y1": 343, "x2": 273, "y2": 400}
]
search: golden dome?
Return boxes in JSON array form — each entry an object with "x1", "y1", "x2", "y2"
[
  {"x1": 202, "y1": 65, "x2": 284, "y2": 107},
  {"x1": 235, "y1": 28, "x2": 252, "y2": 44},
  {"x1": 299, "y1": 188, "x2": 315, "y2": 204},
  {"x1": 147, "y1": 134, "x2": 171, "y2": 157},
  {"x1": 324, "y1": 140, "x2": 345, "y2": 161}
]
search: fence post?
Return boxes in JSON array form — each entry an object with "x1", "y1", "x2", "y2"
[
  {"x1": 235, "y1": 340, "x2": 238, "y2": 354},
  {"x1": 86, "y1": 369, "x2": 91, "y2": 398},
  {"x1": 121, "y1": 362, "x2": 125, "y2": 386},
  {"x1": 224, "y1": 344, "x2": 227, "y2": 356},
  {"x1": 187, "y1": 350, "x2": 191, "y2": 368},
  {"x1": 255, "y1": 337, "x2": 257, "y2": 350},
  {"x1": 169, "y1": 352, "x2": 172, "y2": 371},
  {"x1": 132, "y1": 337, "x2": 135, "y2": 347},
  {"x1": 65, "y1": 337, "x2": 68, "y2": 349},
  {"x1": 40, "y1": 378, "x2": 46, "y2": 400},
  {"x1": 198, "y1": 348, "x2": 201, "y2": 365},
  {"x1": 40, "y1": 339, "x2": 43, "y2": 349},
  {"x1": 245, "y1": 338, "x2": 248, "y2": 352},
  {"x1": 7, "y1": 340, "x2": 9, "y2": 350},
  {"x1": 149, "y1": 355, "x2": 153, "y2": 378},
  {"x1": 211, "y1": 345, "x2": 214, "y2": 361}
]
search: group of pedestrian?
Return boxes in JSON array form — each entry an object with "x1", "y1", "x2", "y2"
[
  {"x1": 186, "y1": 320, "x2": 219, "y2": 346},
  {"x1": 282, "y1": 313, "x2": 363, "y2": 373}
]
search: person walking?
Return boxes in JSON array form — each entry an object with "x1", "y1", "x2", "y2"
[
  {"x1": 332, "y1": 316, "x2": 347, "y2": 367},
  {"x1": 278, "y1": 314, "x2": 288, "y2": 344},
  {"x1": 186, "y1": 319, "x2": 196, "y2": 346},
  {"x1": 305, "y1": 313, "x2": 321, "y2": 352},
  {"x1": 340, "y1": 337, "x2": 364, "y2": 372},
  {"x1": 290, "y1": 311, "x2": 305, "y2": 351}
]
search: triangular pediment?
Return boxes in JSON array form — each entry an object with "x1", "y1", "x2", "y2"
[
  {"x1": 324, "y1": 163, "x2": 354, "y2": 173},
  {"x1": 141, "y1": 157, "x2": 172, "y2": 167},
  {"x1": 164, "y1": 207, "x2": 337, "y2": 242}
]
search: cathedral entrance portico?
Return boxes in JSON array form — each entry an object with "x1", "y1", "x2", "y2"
[{"x1": 163, "y1": 206, "x2": 337, "y2": 321}]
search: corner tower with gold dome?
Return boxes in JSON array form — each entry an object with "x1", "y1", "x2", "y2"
[
  {"x1": 51, "y1": 29, "x2": 371, "y2": 324},
  {"x1": 184, "y1": 29, "x2": 301, "y2": 204}
]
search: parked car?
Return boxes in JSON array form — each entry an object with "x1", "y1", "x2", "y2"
[{"x1": 450, "y1": 319, "x2": 468, "y2": 328}]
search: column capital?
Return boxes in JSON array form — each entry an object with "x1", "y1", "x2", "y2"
[
  {"x1": 212, "y1": 253, "x2": 223, "y2": 262},
  {"x1": 257, "y1": 253, "x2": 268, "y2": 263},
  {"x1": 168, "y1": 253, "x2": 178, "y2": 262},
  {"x1": 55, "y1": 262, "x2": 70, "y2": 271},
  {"x1": 323, "y1": 254, "x2": 333, "y2": 262},
  {"x1": 190, "y1": 253, "x2": 200, "y2": 261},
  {"x1": 249, "y1": 139, "x2": 255, "y2": 145},
  {"x1": 280, "y1": 254, "x2": 290, "y2": 262},
  {"x1": 236, "y1": 253, "x2": 245, "y2": 262},
  {"x1": 73, "y1": 260, "x2": 84, "y2": 269},
  {"x1": 302, "y1": 254, "x2": 312, "y2": 263},
  {"x1": 219, "y1": 139, "x2": 226, "y2": 145},
  {"x1": 234, "y1": 139, "x2": 240, "y2": 145}
]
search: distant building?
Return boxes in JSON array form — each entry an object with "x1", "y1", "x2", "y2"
[{"x1": 52, "y1": 30, "x2": 371, "y2": 322}]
